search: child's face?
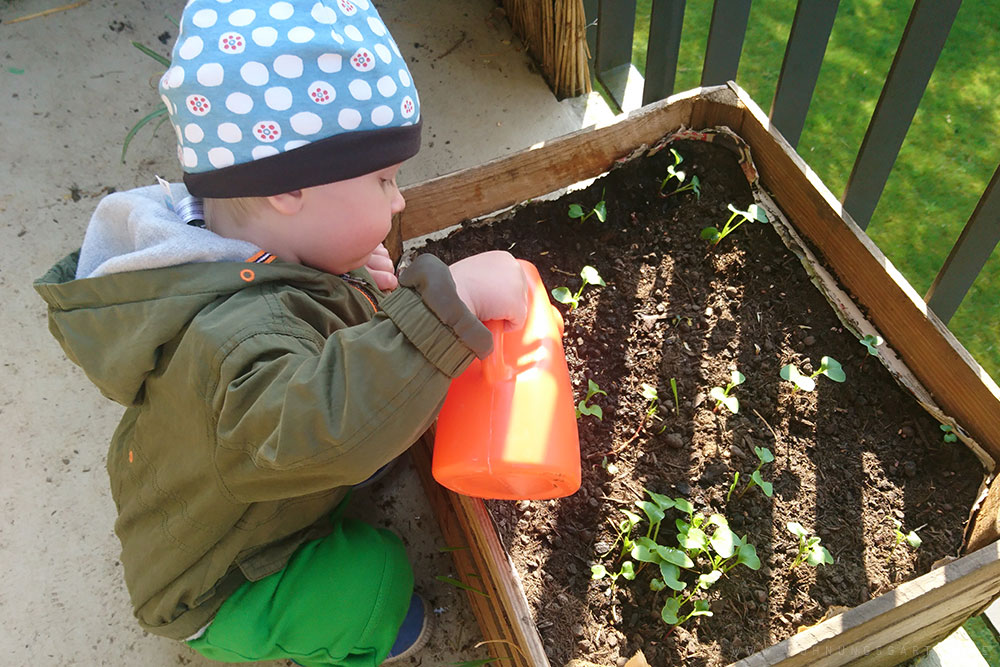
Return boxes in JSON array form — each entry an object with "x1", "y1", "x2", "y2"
[{"x1": 276, "y1": 163, "x2": 405, "y2": 275}]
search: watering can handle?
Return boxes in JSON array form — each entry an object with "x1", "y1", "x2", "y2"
[{"x1": 482, "y1": 320, "x2": 511, "y2": 384}]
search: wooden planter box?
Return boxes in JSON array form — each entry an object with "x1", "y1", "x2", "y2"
[{"x1": 391, "y1": 83, "x2": 1000, "y2": 667}]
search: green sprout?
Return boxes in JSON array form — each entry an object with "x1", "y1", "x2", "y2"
[
  {"x1": 710, "y1": 370, "x2": 745, "y2": 414},
  {"x1": 780, "y1": 356, "x2": 846, "y2": 392},
  {"x1": 940, "y1": 424, "x2": 958, "y2": 443},
  {"x1": 890, "y1": 518, "x2": 922, "y2": 564},
  {"x1": 592, "y1": 491, "x2": 760, "y2": 630},
  {"x1": 576, "y1": 379, "x2": 607, "y2": 420},
  {"x1": 641, "y1": 383, "x2": 659, "y2": 420},
  {"x1": 658, "y1": 149, "x2": 701, "y2": 199},
  {"x1": 551, "y1": 265, "x2": 605, "y2": 311},
  {"x1": 729, "y1": 446, "x2": 775, "y2": 500},
  {"x1": 568, "y1": 188, "x2": 607, "y2": 223},
  {"x1": 656, "y1": 508, "x2": 760, "y2": 626},
  {"x1": 700, "y1": 203, "x2": 768, "y2": 245},
  {"x1": 787, "y1": 522, "x2": 834, "y2": 569},
  {"x1": 670, "y1": 377, "x2": 680, "y2": 416},
  {"x1": 860, "y1": 334, "x2": 884, "y2": 356}
]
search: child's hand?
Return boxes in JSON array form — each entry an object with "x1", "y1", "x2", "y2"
[
  {"x1": 364, "y1": 243, "x2": 398, "y2": 291},
  {"x1": 450, "y1": 251, "x2": 528, "y2": 331}
]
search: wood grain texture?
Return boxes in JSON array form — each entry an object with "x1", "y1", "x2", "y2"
[
  {"x1": 396, "y1": 88, "x2": 721, "y2": 242},
  {"x1": 411, "y1": 432, "x2": 546, "y2": 666},
  {"x1": 733, "y1": 541, "x2": 1000, "y2": 667}
]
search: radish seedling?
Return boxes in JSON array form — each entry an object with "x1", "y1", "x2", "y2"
[
  {"x1": 701, "y1": 203, "x2": 768, "y2": 245},
  {"x1": 658, "y1": 149, "x2": 702, "y2": 199},
  {"x1": 889, "y1": 518, "x2": 922, "y2": 565},
  {"x1": 576, "y1": 378, "x2": 607, "y2": 420},
  {"x1": 787, "y1": 522, "x2": 833, "y2": 568},
  {"x1": 940, "y1": 424, "x2": 958, "y2": 443},
  {"x1": 860, "y1": 334, "x2": 884, "y2": 356},
  {"x1": 568, "y1": 188, "x2": 607, "y2": 223},
  {"x1": 729, "y1": 446, "x2": 775, "y2": 500},
  {"x1": 780, "y1": 356, "x2": 846, "y2": 392},
  {"x1": 551, "y1": 265, "x2": 606, "y2": 311},
  {"x1": 710, "y1": 370, "x2": 745, "y2": 414}
]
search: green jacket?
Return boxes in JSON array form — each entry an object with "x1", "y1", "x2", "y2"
[{"x1": 34, "y1": 185, "x2": 491, "y2": 640}]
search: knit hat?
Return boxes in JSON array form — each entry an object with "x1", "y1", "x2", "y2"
[{"x1": 159, "y1": 0, "x2": 421, "y2": 198}]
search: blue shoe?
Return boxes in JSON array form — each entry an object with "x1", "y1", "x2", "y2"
[
  {"x1": 382, "y1": 594, "x2": 432, "y2": 664},
  {"x1": 354, "y1": 457, "x2": 400, "y2": 490}
]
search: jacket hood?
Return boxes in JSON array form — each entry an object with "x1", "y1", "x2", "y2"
[{"x1": 33, "y1": 184, "x2": 344, "y2": 406}]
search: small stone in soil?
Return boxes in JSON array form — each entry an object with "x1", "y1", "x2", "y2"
[
  {"x1": 674, "y1": 481, "x2": 692, "y2": 496},
  {"x1": 665, "y1": 432, "x2": 685, "y2": 449},
  {"x1": 903, "y1": 461, "x2": 917, "y2": 478}
]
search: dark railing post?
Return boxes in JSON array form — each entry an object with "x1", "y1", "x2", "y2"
[
  {"x1": 700, "y1": 0, "x2": 752, "y2": 87},
  {"x1": 642, "y1": 0, "x2": 686, "y2": 105},
  {"x1": 594, "y1": 0, "x2": 637, "y2": 111},
  {"x1": 769, "y1": 0, "x2": 840, "y2": 148},
  {"x1": 925, "y1": 164, "x2": 1000, "y2": 324},
  {"x1": 841, "y1": 0, "x2": 962, "y2": 230}
]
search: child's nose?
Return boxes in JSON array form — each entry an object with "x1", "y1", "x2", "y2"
[{"x1": 391, "y1": 188, "x2": 405, "y2": 214}]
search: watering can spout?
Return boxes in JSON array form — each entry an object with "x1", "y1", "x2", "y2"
[{"x1": 432, "y1": 260, "x2": 581, "y2": 500}]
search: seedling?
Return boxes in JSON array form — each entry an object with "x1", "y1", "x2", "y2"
[
  {"x1": 940, "y1": 424, "x2": 958, "y2": 443},
  {"x1": 787, "y1": 522, "x2": 833, "y2": 568},
  {"x1": 551, "y1": 265, "x2": 606, "y2": 311},
  {"x1": 641, "y1": 383, "x2": 659, "y2": 421},
  {"x1": 860, "y1": 334, "x2": 884, "y2": 356},
  {"x1": 670, "y1": 377, "x2": 680, "y2": 416},
  {"x1": 658, "y1": 149, "x2": 702, "y2": 199},
  {"x1": 780, "y1": 356, "x2": 846, "y2": 392},
  {"x1": 728, "y1": 446, "x2": 775, "y2": 500},
  {"x1": 710, "y1": 370, "x2": 745, "y2": 414},
  {"x1": 889, "y1": 518, "x2": 922, "y2": 565},
  {"x1": 576, "y1": 378, "x2": 607, "y2": 420},
  {"x1": 592, "y1": 490, "x2": 760, "y2": 629},
  {"x1": 701, "y1": 203, "x2": 768, "y2": 245},
  {"x1": 568, "y1": 188, "x2": 607, "y2": 223}
]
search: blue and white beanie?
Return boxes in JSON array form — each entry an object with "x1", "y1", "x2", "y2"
[{"x1": 159, "y1": 0, "x2": 421, "y2": 198}]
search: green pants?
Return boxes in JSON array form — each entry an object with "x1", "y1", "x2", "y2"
[{"x1": 187, "y1": 513, "x2": 413, "y2": 667}]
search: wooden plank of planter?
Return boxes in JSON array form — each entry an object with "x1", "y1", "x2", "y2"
[
  {"x1": 693, "y1": 83, "x2": 1000, "y2": 466},
  {"x1": 396, "y1": 87, "x2": 714, "y2": 241},
  {"x1": 734, "y1": 540, "x2": 1000, "y2": 667},
  {"x1": 410, "y1": 431, "x2": 547, "y2": 667}
]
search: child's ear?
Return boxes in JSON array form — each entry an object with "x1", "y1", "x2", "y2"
[{"x1": 266, "y1": 190, "x2": 304, "y2": 216}]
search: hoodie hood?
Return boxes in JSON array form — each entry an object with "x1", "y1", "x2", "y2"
[{"x1": 34, "y1": 184, "x2": 337, "y2": 406}]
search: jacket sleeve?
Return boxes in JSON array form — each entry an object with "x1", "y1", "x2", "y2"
[{"x1": 212, "y1": 254, "x2": 492, "y2": 502}]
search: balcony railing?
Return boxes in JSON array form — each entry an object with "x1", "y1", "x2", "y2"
[{"x1": 582, "y1": 0, "x2": 998, "y2": 329}]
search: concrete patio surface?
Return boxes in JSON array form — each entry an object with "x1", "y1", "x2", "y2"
[
  {"x1": 7, "y1": 2, "x2": 990, "y2": 665},
  {"x1": 0, "y1": 0, "x2": 612, "y2": 664}
]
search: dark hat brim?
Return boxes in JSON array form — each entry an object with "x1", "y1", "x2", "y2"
[{"x1": 184, "y1": 119, "x2": 422, "y2": 198}]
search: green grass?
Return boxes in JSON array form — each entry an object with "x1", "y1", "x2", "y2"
[
  {"x1": 963, "y1": 615, "x2": 1000, "y2": 666},
  {"x1": 632, "y1": 0, "x2": 999, "y2": 382}
]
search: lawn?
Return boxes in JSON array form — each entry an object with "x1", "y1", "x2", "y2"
[{"x1": 631, "y1": 0, "x2": 999, "y2": 383}]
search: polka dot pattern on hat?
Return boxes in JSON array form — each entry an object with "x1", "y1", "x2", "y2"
[{"x1": 160, "y1": 0, "x2": 420, "y2": 178}]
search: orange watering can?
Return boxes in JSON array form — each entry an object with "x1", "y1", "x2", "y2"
[{"x1": 432, "y1": 259, "x2": 581, "y2": 500}]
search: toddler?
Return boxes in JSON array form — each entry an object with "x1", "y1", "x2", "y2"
[{"x1": 34, "y1": 1, "x2": 526, "y2": 664}]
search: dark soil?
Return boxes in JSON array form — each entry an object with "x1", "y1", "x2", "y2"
[{"x1": 419, "y1": 138, "x2": 985, "y2": 667}]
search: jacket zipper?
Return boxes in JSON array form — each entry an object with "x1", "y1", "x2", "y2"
[{"x1": 341, "y1": 275, "x2": 379, "y2": 313}]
